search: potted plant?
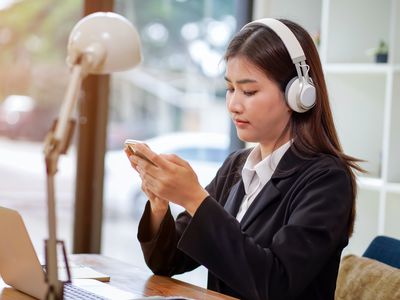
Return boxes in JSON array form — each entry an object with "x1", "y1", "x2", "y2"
[{"x1": 374, "y1": 40, "x2": 388, "y2": 63}]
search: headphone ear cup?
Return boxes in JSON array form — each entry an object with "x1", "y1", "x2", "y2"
[
  {"x1": 285, "y1": 77, "x2": 316, "y2": 113},
  {"x1": 285, "y1": 77, "x2": 303, "y2": 113},
  {"x1": 300, "y1": 80, "x2": 316, "y2": 110}
]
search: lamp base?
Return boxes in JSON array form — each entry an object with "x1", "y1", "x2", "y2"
[{"x1": 44, "y1": 240, "x2": 71, "y2": 300}]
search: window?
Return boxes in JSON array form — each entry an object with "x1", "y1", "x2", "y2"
[
  {"x1": 102, "y1": 0, "x2": 235, "y2": 287},
  {"x1": 0, "y1": 0, "x2": 82, "y2": 257}
]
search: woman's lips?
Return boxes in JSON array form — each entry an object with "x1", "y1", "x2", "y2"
[{"x1": 234, "y1": 119, "x2": 249, "y2": 127}]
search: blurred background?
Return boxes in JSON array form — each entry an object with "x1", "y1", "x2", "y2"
[{"x1": 0, "y1": 0, "x2": 399, "y2": 289}]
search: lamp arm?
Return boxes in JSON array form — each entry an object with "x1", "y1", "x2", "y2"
[
  {"x1": 43, "y1": 63, "x2": 85, "y2": 300},
  {"x1": 54, "y1": 64, "x2": 83, "y2": 142}
]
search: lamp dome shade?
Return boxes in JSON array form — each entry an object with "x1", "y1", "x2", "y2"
[{"x1": 67, "y1": 12, "x2": 142, "y2": 74}]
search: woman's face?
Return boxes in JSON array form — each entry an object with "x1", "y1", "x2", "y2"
[{"x1": 225, "y1": 55, "x2": 291, "y2": 146}]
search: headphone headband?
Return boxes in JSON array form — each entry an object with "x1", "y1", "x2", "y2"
[{"x1": 242, "y1": 18, "x2": 305, "y2": 64}]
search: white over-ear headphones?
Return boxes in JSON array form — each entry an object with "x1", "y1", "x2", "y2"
[{"x1": 242, "y1": 18, "x2": 316, "y2": 113}]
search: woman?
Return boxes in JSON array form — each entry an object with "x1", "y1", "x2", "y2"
[{"x1": 126, "y1": 18, "x2": 362, "y2": 300}]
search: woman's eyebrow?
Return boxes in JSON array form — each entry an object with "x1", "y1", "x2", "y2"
[{"x1": 224, "y1": 76, "x2": 257, "y2": 84}]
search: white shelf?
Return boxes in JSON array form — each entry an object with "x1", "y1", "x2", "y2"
[
  {"x1": 357, "y1": 177, "x2": 400, "y2": 194},
  {"x1": 323, "y1": 63, "x2": 400, "y2": 74},
  {"x1": 387, "y1": 183, "x2": 400, "y2": 194},
  {"x1": 262, "y1": 0, "x2": 400, "y2": 245},
  {"x1": 357, "y1": 177, "x2": 383, "y2": 191}
]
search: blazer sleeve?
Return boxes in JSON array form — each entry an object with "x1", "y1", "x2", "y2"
[
  {"x1": 137, "y1": 150, "x2": 241, "y2": 276},
  {"x1": 137, "y1": 202, "x2": 200, "y2": 275},
  {"x1": 177, "y1": 161, "x2": 353, "y2": 300}
]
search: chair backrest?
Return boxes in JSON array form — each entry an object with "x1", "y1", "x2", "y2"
[{"x1": 363, "y1": 235, "x2": 400, "y2": 268}]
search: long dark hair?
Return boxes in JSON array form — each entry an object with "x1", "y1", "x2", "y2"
[{"x1": 224, "y1": 19, "x2": 364, "y2": 236}]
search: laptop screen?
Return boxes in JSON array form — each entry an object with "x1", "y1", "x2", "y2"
[{"x1": 0, "y1": 206, "x2": 48, "y2": 299}]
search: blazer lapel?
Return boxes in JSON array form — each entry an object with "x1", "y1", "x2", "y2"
[
  {"x1": 223, "y1": 180, "x2": 245, "y2": 216},
  {"x1": 240, "y1": 181, "x2": 281, "y2": 230},
  {"x1": 223, "y1": 146, "x2": 305, "y2": 230}
]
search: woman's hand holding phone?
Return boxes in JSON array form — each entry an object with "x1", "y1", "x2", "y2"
[
  {"x1": 125, "y1": 142, "x2": 209, "y2": 216},
  {"x1": 124, "y1": 140, "x2": 169, "y2": 218},
  {"x1": 125, "y1": 139, "x2": 157, "y2": 167}
]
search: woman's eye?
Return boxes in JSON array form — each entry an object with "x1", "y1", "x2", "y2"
[
  {"x1": 243, "y1": 90, "x2": 257, "y2": 96},
  {"x1": 226, "y1": 87, "x2": 234, "y2": 93}
]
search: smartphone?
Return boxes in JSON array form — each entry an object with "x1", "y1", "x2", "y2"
[{"x1": 124, "y1": 139, "x2": 157, "y2": 166}]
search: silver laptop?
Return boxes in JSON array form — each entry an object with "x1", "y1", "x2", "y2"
[{"x1": 0, "y1": 206, "x2": 143, "y2": 300}]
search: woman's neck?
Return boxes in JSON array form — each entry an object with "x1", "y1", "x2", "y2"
[{"x1": 259, "y1": 136, "x2": 291, "y2": 160}]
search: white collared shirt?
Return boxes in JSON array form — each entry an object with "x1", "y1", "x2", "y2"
[{"x1": 236, "y1": 141, "x2": 292, "y2": 222}]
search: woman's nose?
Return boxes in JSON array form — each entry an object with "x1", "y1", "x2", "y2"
[{"x1": 227, "y1": 92, "x2": 243, "y2": 113}]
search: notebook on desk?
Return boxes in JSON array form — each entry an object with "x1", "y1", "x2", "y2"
[
  {"x1": 0, "y1": 206, "x2": 140, "y2": 299},
  {"x1": 51, "y1": 262, "x2": 110, "y2": 282}
]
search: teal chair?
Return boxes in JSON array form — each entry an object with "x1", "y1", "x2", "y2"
[{"x1": 363, "y1": 235, "x2": 400, "y2": 268}]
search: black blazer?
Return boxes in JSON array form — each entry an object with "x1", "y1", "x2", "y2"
[{"x1": 138, "y1": 146, "x2": 352, "y2": 300}]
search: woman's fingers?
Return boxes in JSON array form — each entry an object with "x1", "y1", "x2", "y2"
[
  {"x1": 161, "y1": 153, "x2": 190, "y2": 168},
  {"x1": 134, "y1": 143, "x2": 171, "y2": 170},
  {"x1": 125, "y1": 144, "x2": 170, "y2": 213},
  {"x1": 124, "y1": 147, "x2": 139, "y2": 171},
  {"x1": 129, "y1": 144, "x2": 188, "y2": 176},
  {"x1": 140, "y1": 171, "x2": 158, "y2": 192},
  {"x1": 141, "y1": 181, "x2": 156, "y2": 199},
  {"x1": 129, "y1": 144, "x2": 205, "y2": 212}
]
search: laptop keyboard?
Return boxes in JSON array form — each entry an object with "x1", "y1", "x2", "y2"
[{"x1": 63, "y1": 283, "x2": 107, "y2": 300}]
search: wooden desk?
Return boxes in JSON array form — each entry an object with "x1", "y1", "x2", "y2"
[{"x1": 0, "y1": 254, "x2": 237, "y2": 300}]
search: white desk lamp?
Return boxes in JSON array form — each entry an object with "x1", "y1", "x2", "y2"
[{"x1": 43, "y1": 12, "x2": 141, "y2": 300}]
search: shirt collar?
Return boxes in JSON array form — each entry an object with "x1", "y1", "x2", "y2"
[{"x1": 242, "y1": 140, "x2": 292, "y2": 192}]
